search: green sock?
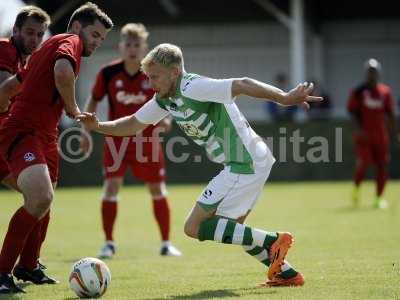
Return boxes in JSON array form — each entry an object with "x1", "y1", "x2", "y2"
[
  {"x1": 198, "y1": 217, "x2": 277, "y2": 248},
  {"x1": 243, "y1": 244, "x2": 298, "y2": 279}
]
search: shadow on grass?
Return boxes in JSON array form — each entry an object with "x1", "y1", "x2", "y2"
[
  {"x1": 16, "y1": 283, "x2": 30, "y2": 289},
  {"x1": 0, "y1": 281, "x2": 35, "y2": 300},
  {"x1": 0, "y1": 293, "x2": 24, "y2": 300},
  {"x1": 142, "y1": 287, "x2": 277, "y2": 299}
]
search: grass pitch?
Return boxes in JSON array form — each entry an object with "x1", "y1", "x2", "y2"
[{"x1": 0, "y1": 180, "x2": 399, "y2": 299}]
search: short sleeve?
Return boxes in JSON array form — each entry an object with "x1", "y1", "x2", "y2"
[
  {"x1": 181, "y1": 75, "x2": 235, "y2": 104},
  {"x1": 135, "y1": 97, "x2": 170, "y2": 125},
  {"x1": 91, "y1": 70, "x2": 106, "y2": 101},
  {"x1": 347, "y1": 90, "x2": 360, "y2": 113},
  {"x1": 54, "y1": 37, "x2": 81, "y2": 73}
]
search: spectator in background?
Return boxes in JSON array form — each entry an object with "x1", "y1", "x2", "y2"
[
  {"x1": 308, "y1": 80, "x2": 332, "y2": 120},
  {"x1": 347, "y1": 58, "x2": 400, "y2": 209},
  {"x1": 265, "y1": 73, "x2": 297, "y2": 121},
  {"x1": 80, "y1": 23, "x2": 181, "y2": 259}
]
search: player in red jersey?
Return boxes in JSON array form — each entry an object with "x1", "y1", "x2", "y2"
[
  {"x1": 347, "y1": 58, "x2": 400, "y2": 209},
  {"x1": 0, "y1": 2, "x2": 113, "y2": 294},
  {"x1": 80, "y1": 23, "x2": 181, "y2": 258},
  {"x1": 0, "y1": 6, "x2": 50, "y2": 189},
  {"x1": 0, "y1": 4, "x2": 50, "y2": 272}
]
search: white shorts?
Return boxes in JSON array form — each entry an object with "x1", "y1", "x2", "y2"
[{"x1": 197, "y1": 145, "x2": 275, "y2": 219}]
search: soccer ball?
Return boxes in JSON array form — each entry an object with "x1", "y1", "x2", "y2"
[{"x1": 69, "y1": 257, "x2": 111, "y2": 298}]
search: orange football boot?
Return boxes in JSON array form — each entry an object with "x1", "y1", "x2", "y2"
[
  {"x1": 267, "y1": 232, "x2": 294, "y2": 280},
  {"x1": 263, "y1": 272, "x2": 305, "y2": 287}
]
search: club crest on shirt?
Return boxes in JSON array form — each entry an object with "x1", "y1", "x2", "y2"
[
  {"x1": 24, "y1": 152, "x2": 36, "y2": 162},
  {"x1": 115, "y1": 79, "x2": 123, "y2": 88},
  {"x1": 180, "y1": 123, "x2": 203, "y2": 139}
]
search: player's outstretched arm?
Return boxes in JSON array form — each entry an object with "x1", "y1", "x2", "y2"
[
  {"x1": 77, "y1": 112, "x2": 149, "y2": 137},
  {"x1": 232, "y1": 77, "x2": 323, "y2": 109},
  {"x1": 54, "y1": 58, "x2": 81, "y2": 118},
  {"x1": 0, "y1": 75, "x2": 21, "y2": 112}
]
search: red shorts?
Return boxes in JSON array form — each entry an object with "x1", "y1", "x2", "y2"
[
  {"x1": 354, "y1": 135, "x2": 389, "y2": 165},
  {"x1": 102, "y1": 137, "x2": 166, "y2": 183},
  {"x1": 0, "y1": 129, "x2": 59, "y2": 183}
]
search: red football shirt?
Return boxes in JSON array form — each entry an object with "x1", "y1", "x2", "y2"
[
  {"x1": 347, "y1": 83, "x2": 394, "y2": 142},
  {"x1": 5, "y1": 34, "x2": 83, "y2": 140},
  {"x1": 0, "y1": 37, "x2": 26, "y2": 122},
  {"x1": 91, "y1": 60, "x2": 156, "y2": 136}
]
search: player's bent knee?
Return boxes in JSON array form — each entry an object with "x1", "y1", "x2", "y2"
[
  {"x1": 34, "y1": 200, "x2": 52, "y2": 216},
  {"x1": 104, "y1": 178, "x2": 122, "y2": 198},
  {"x1": 25, "y1": 190, "x2": 53, "y2": 217},
  {"x1": 104, "y1": 185, "x2": 118, "y2": 197},
  {"x1": 104, "y1": 189, "x2": 118, "y2": 199},
  {"x1": 147, "y1": 182, "x2": 167, "y2": 199},
  {"x1": 183, "y1": 221, "x2": 199, "y2": 239}
]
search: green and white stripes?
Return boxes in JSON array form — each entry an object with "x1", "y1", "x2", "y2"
[
  {"x1": 198, "y1": 217, "x2": 276, "y2": 248},
  {"x1": 213, "y1": 218, "x2": 251, "y2": 244},
  {"x1": 155, "y1": 72, "x2": 257, "y2": 174},
  {"x1": 243, "y1": 245, "x2": 270, "y2": 266},
  {"x1": 197, "y1": 217, "x2": 299, "y2": 278}
]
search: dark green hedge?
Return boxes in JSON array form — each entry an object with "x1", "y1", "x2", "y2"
[{"x1": 56, "y1": 120, "x2": 399, "y2": 186}]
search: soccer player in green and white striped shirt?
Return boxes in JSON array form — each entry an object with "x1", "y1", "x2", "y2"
[{"x1": 78, "y1": 43, "x2": 323, "y2": 287}]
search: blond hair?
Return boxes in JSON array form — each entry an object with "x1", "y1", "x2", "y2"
[
  {"x1": 141, "y1": 43, "x2": 184, "y2": 72},
  {"x1": 120, "y1": 23, "x2": 149, "y2": 41}
]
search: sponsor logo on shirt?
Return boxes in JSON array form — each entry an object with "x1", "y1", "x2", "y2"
[
  {"x1": 182, "y1": 81, "x2": 191, "y2": 92},
  {"x1": 202, "y1": 189, "x2": 213, "y2": 199},
  {"x1": 116, "y1": 91, "x2": 147, "y2": 105},
  {"x1": 364, "y1": 97, "x2": 383, "y2": 109},
  {"x1": 24, "y1": 152, "x2": 36, "y2": 162}
]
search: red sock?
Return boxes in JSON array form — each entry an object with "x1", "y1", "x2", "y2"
[
  {"x1": 39, "y1": 210, "x2": 50, "y2": 253},
  {"x1": 152, "y1": 197, "x2": 170, "y2": 241},
  {"x1": 18, "y1": 220, "x2": 43, "y2": 270},
  {"x1": 0, "y1": 207, "x2": 38, "y2": 274},
  {"x1": 101, "y1": 200, "x2": 117, "y2": 241},
  {"x1": 354, "y1": 159, "x2": 368, "y2": 186},
  {"x1": 376, "y1": 166, "x2": 388, "y2": 196},
  {"x1": 18, "y1": 210, "x2": 50, "y2": 270}
]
